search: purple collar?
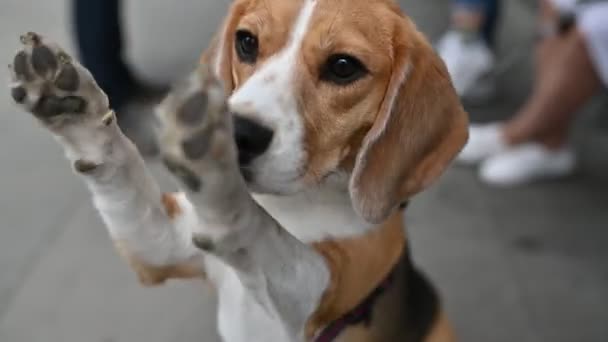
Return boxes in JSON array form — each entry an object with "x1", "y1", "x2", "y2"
[{"x1": 314, "y1": 270, "x2": 395, "y2": 342}]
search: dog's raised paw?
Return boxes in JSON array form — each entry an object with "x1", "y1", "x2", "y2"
[
  {"x1": 157, "y1": 66, "x2": 238, "y2": 190},
  {"x1": 8, "y1": 32, "x2": 109, "y2": 125}
]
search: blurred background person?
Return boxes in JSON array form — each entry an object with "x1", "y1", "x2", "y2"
[
  {"x1": 436, "y1": 0, "x2": 499, "y2": 99},
  {"x1": 442, "y1": 0, "x2": 608, "y2": 186},
  {"x1": 72, "y1": 0, "x2": 166, "y2": 156}
]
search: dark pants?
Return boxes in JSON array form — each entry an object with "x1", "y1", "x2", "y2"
[
  {"x1": 72, "y1": 0, "x2": 135, "y2": 109},
  {"x1": 453, "y1": 0, "x2": 501, "y2": 45}
]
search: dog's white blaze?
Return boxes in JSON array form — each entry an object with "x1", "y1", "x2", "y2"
[
  {"x1": 215, "y1": 2, "x2": 332, "y2": 341},
  {"x1": 228, "y1": 0, "x2": 318, "y2": 194}
]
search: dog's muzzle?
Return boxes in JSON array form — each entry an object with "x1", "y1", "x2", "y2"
[{"x1": 233, "y1": 115, "x2": 274, "y2": 168}]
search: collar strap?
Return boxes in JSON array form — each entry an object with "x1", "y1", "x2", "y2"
[{"x1": 314, "y1": 269, "x2": 396, "y2": 342}]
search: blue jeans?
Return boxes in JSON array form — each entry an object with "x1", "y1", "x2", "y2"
[
  {"x1": 453, "y1": 0, "x2": 501, "y2": 45},
  {"x1": 72, "y1": 0, "x2": 136, "y2": 110}
]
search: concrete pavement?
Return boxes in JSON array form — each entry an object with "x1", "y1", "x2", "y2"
[{"x1": 0, "y1": 1, "x2": 606, "y2": 341}]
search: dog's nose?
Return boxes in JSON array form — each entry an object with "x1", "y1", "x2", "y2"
[{"x1": 233, "y1": 115, "x2": 274, "y2": 165}]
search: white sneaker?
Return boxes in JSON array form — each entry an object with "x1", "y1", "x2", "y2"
[
  {"x1": 436, "y1": 30, "x2": 495, "y2": 98},
  {"x1": 479, "y1": 144, "x2": 576, "y2": 187},
  {"x1": 457, "y1": 123, "x2": 508, "y2": 164}
]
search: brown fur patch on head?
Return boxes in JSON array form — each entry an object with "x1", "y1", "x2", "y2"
[{"x1": 200, "y1": 0, "x2": 305, "y2": 93}]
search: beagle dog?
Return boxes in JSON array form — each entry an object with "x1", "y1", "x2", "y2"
[{"x1": 8, "y1": 0, "x2": 468, "y2": 341}]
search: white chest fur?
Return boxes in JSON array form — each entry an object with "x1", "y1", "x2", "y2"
[
  {"x1": 207, "y1": 257, "x2": 293, "y2": 341},
  {"x1": 206, "y1": 180, "x2": 372, "y2": 341},
  {"x1": 252, "y1": 182, "x2": 374, "y2": 243}
]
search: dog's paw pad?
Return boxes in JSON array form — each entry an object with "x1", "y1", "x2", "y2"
[
  {"x1": 157, "y1": 66, "x2": 237, "y2": 188},
  {"x1": 13, "y1": 50, "x2": 33, "y2": 81},
  {"x1": 31, "y1": 44, "x2": 58, "y2": 78},
  {"x1": 8, "y1": 32, "x2": 109, "y2": 125},
  {"x1": 181, "y1": 127, "x2": 215, "y2": 160},
  {"x1": 34, "y1": 95, "x2": 87, "y2": 118},
  {"x1": 11, "y1": 86, "x2": 27, "y2": 103},
  {"x1": 54, "y1": 63, "x2": 80, "y2": 92},
  {"x1": 177, "y1": 92, "x2": 208, "y2": 125}
]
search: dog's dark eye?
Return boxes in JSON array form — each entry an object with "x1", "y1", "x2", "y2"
[
  {"x1": 235, "y1": 30, "x2": 259, "y2": 64},
  {"x1": 321, "y1": 54, "x2": 368, "y2": 85}
]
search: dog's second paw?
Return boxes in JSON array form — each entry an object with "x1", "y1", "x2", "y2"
[
  {"x1": 157, "y1": 66, "x2": 239, "y2": 193},
  {"x1": 157, "y1": 67, "x2": 254, "y2": 254},
  {"x1": 8, "y1": 32, "x2": 110, "y2": 127}
]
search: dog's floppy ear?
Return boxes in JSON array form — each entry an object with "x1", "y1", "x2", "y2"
[
  {"x1": 349, "y1": 16, "x2": 469, "y2": 224},
  {"x1": 200, "y1": 1, "x2": 248, "y2": 93}
]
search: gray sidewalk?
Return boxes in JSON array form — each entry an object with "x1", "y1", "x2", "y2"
[{"x1": 0, "y1": 1, "x2": 606, "y2": 342}]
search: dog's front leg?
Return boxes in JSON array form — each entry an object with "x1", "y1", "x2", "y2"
[
  {"x1": 157, "y1": 67, "x2": 330, "y2": 340},
  {"x1": 8, "y1": 32, "x2": 204, "y2": 285}
]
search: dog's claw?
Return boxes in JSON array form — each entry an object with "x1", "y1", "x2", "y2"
[
  {"x1": 192, "y1": 234, "x2": 215, "y2": 252},
  {"x1": 101, "y1": 110, "x2": 115, "y2": 126},
  {"x1": 74, "y1": 159, "x2": 100, "y2": 173},
  {"x1": 20, "y1": 32, "x2": 40, "y2": 45}
]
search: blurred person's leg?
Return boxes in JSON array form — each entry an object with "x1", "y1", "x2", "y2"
[
  {"x1": 459, "y1": 0, "x2": 608, "y2": 186},
  {"x1": 477, "y1": 28, "x2": 601, "y2": 186},
  {"x1": 503, "y1": 30, "x2": 602, "y2": 148},
  {"x1": 72, "y1": 0, "x2": 164, "y2": 156},
  {"x1": 451, "y1": 0, "x2": 500, "y2": 44},
  {"x1": 73, "y1": 0, "x2": 136, "y2": 110},
  {"x1": 437, "y1": 0, "x2": 499, "y2": 97}
]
